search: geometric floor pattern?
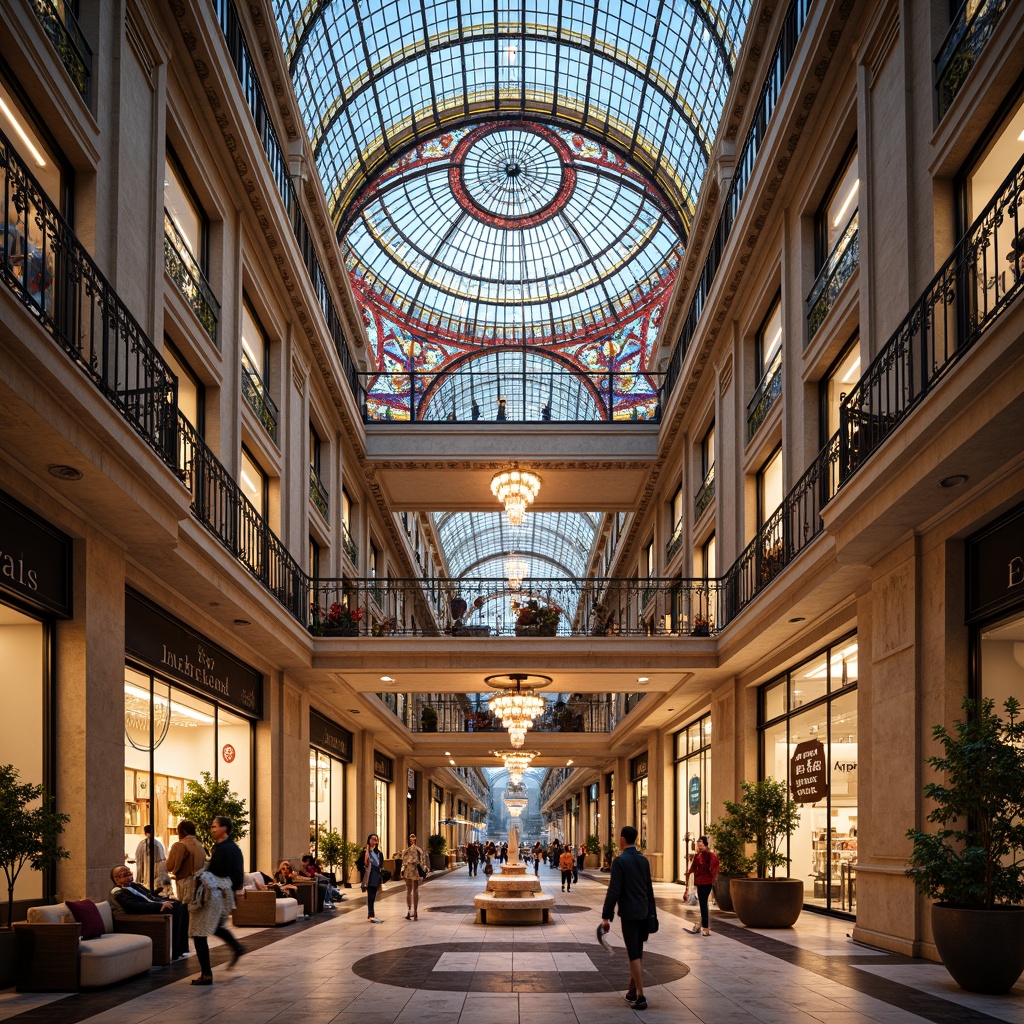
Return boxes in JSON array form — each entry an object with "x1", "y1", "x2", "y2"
[{"x1": 2, "y1": 868, "x2": 1023, "y2": 1023}]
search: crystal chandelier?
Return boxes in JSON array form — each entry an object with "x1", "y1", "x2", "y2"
[
  {"x1": 490, "y1": 466, "x2": 541, "y2": 527},
  {"x1": 495, "y1": 749, "x2": 539, "y2": 785},
  {"x1": 485, "y1": 672, "x2": 552, "y2": 749},
  {"x1": 505, "y1": 552, "x2": 529, "y2": 592},
  {"x1": 503, "y1": 781, "x2": 529, "y2": 818}
]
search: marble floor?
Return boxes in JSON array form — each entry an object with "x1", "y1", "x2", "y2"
[{"x1": 2, "y1": 868, "x2": 1022, "y2": 1024}]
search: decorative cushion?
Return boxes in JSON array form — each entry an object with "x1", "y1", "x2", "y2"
[{"x1": 66, "y1": 898, "x2": 105, "y2": 939}]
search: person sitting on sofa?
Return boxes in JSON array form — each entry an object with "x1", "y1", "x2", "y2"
[
  {"x1": 252, "y1": 870, "x2": 297, "y2": 899},
  {"x1": 299, "y1": 854, "x2": 344, "y2": 907},
  {"x1": 110, "y1": 864, "x2": 190, "y2": 959}
]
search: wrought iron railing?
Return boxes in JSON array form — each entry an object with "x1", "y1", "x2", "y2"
[
  {"x1": 163, "y1": 210, "x2": 219, "y2": 343},
  {"x1": 240, "y1": 349, "x2": 279, "y2": 442},
  {"x1": 360, "y1": 368, "x2": 663, "y2": 423},
  {"x1": 409, "y1": 694, "x2": 624, "y2": 734},
  {"x1": 0, "y1": 128, "x2": 178, "y2": 467},
  {"x1": 807, "y1": 210, "x2": 859, "y2": 341},
  {"x1": 935, "y1": 0, "x2": 1010, "y2": 119},
  {"x1": 307, "y1": 576, "x2": 723, "y2": 638},
  {"x1": 839, "y1": 150, "x2": 1024, "y2": 481},
  {"x1": 30, "y1": 0, "x2": 92, "y2": 103},
  {"x1": 665, "y1": 0, "x2": 812, "y2": 400},
  {"x1": 666, "y1": 516, "x2": 684, "y2": 562},
  {"x1": 340, "y1": 520, "x2": 357, "y2": 566},
  {"x1": 309, "y1": 465, "x2": 329, "y2": 519},
  {"x1": 695, "y1": 464, "x2": 716, "y2": 520},
  {"x1": 209, "y1": 0, "x2": 361, "y2": 399},
  {"x1": 746, "y1": 350, "x2": 783, "y2": 442},
  {"x1": 178, "y1": 413, "x2": 307, "y2": 619}
]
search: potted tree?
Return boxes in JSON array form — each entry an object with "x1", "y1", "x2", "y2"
[
  {"x1": 721, "y1": 777, "x2": 803, "y2": 927},
  {"x1": 0, "y1": 765, "x2": 70, "y2": 989},
  {"x1": 584, "y1": 834, "x2": 602, "y2": 869},
  {"x1": 317, "y1": 826, "x2": 344, "y2": 886},
  {"x1": 168, "y1": 771, "x2": 249, "y2": 849},
  {"x1": 427, "y1": 833, "x2": 448, "y2": 871},
  {"x1": 601, "y1": 840, "x2": 616, "y2": 871},
  {"x1": 705, "y1": 817, "x2": 747, "y2": 913},
  {"x1": 906, "y1": 696, "x2": 1024, "y2": 994},
  {"x1": 420, "y1": 705, "x2": 438, "y2": 733}
]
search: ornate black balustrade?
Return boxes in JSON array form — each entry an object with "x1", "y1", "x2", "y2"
[
  {"x1": 308, "y1": 576, "x2": 723, "y2": 638},
  {"x1": 665, "y1": 516, "x2": 684, "y2": 561},
  {"x1": 746, "y1": 350, "x2": 783, "y2": 442},
  {"x1": 402, "y1": 694, "x2": 625, "y2": 734},
  {"x1": 839, "y1": 150, "x2": 1024, "y2": 481},
  {"x1": 30, "y1": 0, "x2": 92, "y2": 103},
  {"x1": 359, "y1": 367, "x2": 663, "y2": 423},
  {"x1": 807, "y1": 210, "x2": 859, "y2": 341},
  {"x1": 936, "y1": 0, "x2": 1010, "y2": 119},
  {"x1": 0, "y1": 128, "x2": 178, "y2": 467},
  {"x1": 240, "y1": 350, "x2": 279, "y2": 442},
  {"x1": 695, "y1": 464, "x2": 716, "y2": 520},
  {"x1": 163, "y1": 210, "x2": 220, "y2": 343},
  {"x1": 309, "y1": 465, "x2": 329, "y2": 519}
]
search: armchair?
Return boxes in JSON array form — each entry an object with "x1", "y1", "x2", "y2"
[{"x1": 232, "y1": 874, "x2": 299, "y2": 926}]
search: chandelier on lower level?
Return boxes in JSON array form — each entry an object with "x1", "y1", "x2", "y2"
[
  {"x1": 485, "y1": 673, "x2": 552, "y2": 749},
  {"x1": 490, "y1": 466, "x2": 541, "y2": 527},
  {"x1": 494, "y1": 748, "x2": 539, "y2": 785},
  {"x1": 505, "y1": 552, "x2": 529, "y2": 591},
  {"x1": 503, "y1": 781, "x2": 529, "y2": 819}
]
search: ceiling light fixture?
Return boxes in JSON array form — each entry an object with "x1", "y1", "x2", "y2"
[
  {"x1": 47, "y1": 464, "x2": 83, "y2": 481},
  {"x1": 494, "y1": 749, "x2": 539, "y2": 784},
  {"x1": 939, "y1": 474, "x2": 969, "y2": 488},
  {"x1": 490, "y1": 466, "x2": 541, "y2": 527},
  {"x1": 485, "y1": 672, "x2": 552, "y2": 748},
  {"x1": 505, "y1": 552, "x2": 529, "y2": 592}
]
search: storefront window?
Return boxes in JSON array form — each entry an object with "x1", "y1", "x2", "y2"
[
  {"x1": 633, "y1": 776, "x2": 648, "y2": 851},
  {"x1": 310, "y1": 750, "x2": 347, "y2": 849},
  {"x1": 979, "y1": 610, "x2": 1024, "y2": 711},
  {"x1": 759, "y1": 633, "x2": 859, "y2": 915},
  {"x1": 1, "y1": 603, "x2": 46, "y2": 904},
  {"x1": 374, "y1": 777, "x2": 390, "y2": 855},
  {"x1": 674, "y1": 713, "x2": 712, "y2": 880},
  {"x1": 124, "y1": 665, "x2": 253, "y2": 885}
]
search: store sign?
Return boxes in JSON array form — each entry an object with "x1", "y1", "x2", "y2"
[
  {"x1": 630, "y1": 753, "x2": 648, "y2": 780},
  {"x1": 966, "y1": 502, "x2": 1024, "y2": 622},
  {"x1": 790, "y1": 740, "x2": 828, "y2": 803},
  {"x1": 125, "y1": 590, "x2": 263, "y2": 717},
  {"x1": 0, "y1": 490, "x2": 72, "y2": 617},
  {"x1": 431, "y1": 783, "x2": 443, "y2": 803},
  {"x1": 309, "y1": 709, "x2": 353, "y2": 762},
  {"x1": 688, "y1": 775, "x2": 701, "y2": 815},
  {"x1": 222, "y1": 744, "x2": 236, "y2": 763},
  {"x1": 374, "y1": 750, "x2": 394, "y2": 781}
]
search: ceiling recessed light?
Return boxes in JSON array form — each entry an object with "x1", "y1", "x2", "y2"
[
  {"x1": 48, "y1": 464, "x2": 83, "y2": 481},
  {"x1": 939, "y1": 474, "x2": 968, "y2": 488},
  {"x1": 566, "y1": 759, "x2": 573, "y2": 766},
  {"x1": 449, "y1": 758, "x2": 456, "y2": 765},
  {"x1": 348, "y1": 708, "x2": 360, "y2": 714},
  {"x1": 209, "y1": 601, "x2": 220, "y2": 607},
  {"x1": 380, "y1": 675, "x2": 394, "y2": 682},
  {"x1": 444, "y1": 751, "x2": 451, "y2": 756},
  {"x1": 637, "y1": 676, "x2": 649, "y2": 683},
  {"x1": 233, "y1": 618, "x2": 250, "y2": 626},
  {"x1": 789, "y1": 616, "x2": 805, "y2": 623}
]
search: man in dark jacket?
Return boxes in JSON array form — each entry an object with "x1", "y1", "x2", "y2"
[
  {"x1": 110, "y1": 864, "x2": 190, "y2": 959},
  {"x1": 600, "y1": 825, "x2": 656, "y2": 1010},
  {"x1": 467, "y1": 842, "x2": 480, "y2": 876},
  {"x1": 190, "y1": 815, "x2": 246, "y2": 985}
]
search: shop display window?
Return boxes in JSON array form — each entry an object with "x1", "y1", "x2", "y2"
[
  {"x1": 759, "y1": 633, "x2": 859, "y2": 915},
  {"x1": 1, "y1": 603, "x2": 46, "y2": 904},
  {"x1": 674, "y1": 713, "x2": 712, "y2": 880},
  {"x1": 123, "y1": 665, "x2": 253, "y2": 878},
  {"x1": 310, "y1": 748, "x2": 347, "y2": 854},
  {"x1": 374, "y1": 777, "x2": 390, "y2": 856},
  {"x1": 978, "y1": 610, "x2": 1024, "y2": 712}
]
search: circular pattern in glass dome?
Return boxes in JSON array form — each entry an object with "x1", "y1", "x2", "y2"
[{"x1": 450, "y1": 125, "x2": 576, "y2": 228}]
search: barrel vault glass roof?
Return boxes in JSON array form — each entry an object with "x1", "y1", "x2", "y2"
[{"x1": 270, "y1": 0, "x2": 751, "y2": 585}]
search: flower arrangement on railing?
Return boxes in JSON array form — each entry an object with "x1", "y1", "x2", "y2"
[
  {"x1": 692, "y1": 614, "x2": 713, "y2": 637},
  {"x1": 513, "y1": 599, "x2": 562, "y2": 637},
  {"x1": 372, "y1": 615, "x2": 397, "y2": 637},
  {"x1": 310, "y1": 602, "x2": 364, "y2": 636}
]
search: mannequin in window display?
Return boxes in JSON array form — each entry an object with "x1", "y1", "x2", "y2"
[{"x1": 134, "y1": 824, "x2": 170, "y2": 894}]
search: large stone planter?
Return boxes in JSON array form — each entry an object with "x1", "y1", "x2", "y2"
[
  {"x1": 584, "y1": 854, "x2": 600, "y2": 869},
  {"x1": 931, "y1": 903, "x2": 1024, "y2": 994},
  {"x1": 712, "y1": 874, "x2": 738, "y2": 913},
  {"x1": 730, "y1": 877, "x2": 804, "y2": 928},
  {"x1": 429, "y1": 854, "x2": 448, "y2": 871}
]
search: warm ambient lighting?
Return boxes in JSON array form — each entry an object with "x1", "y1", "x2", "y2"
[
  {"x1": 485, "y1": 673, "x2": 552, "y2": 748},
  {"x1": 0, "y1": 98, "x2": 47, "y2": 167},
  {"x1": 494, "y1": 749, "x2": 539, "y2": 784},
  {"x1": 503, "y1": 782, "x2": 529, "y2": 818},
  {"x1": 490, "y1": 467, "x2": 541, "y2": 527},
  {"x1": 832, "y1": 178, "x2": 860, "y2": 227},
  {"x1": 124, "y1": 682, "x2": 214, "y2": 724},
  {"x1": 505, "y1": 553, "x2": 529, "y2": 591}
]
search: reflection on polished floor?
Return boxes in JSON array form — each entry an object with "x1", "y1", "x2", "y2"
[{"x1": 2, "y1": 870, "x2": 1022, "y2": 1024}]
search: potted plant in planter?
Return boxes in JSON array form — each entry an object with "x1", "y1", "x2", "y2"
[
  {"x1": 584, "y1": 834, "x2": 602, "y2": 868},
  {"x1": 420, "y1": 705, "x2": 438, "y2": 733},
  {"x1": 705, "y1": 817, "x2": 747, "y2": 913},
  {"x1": 0, "y1": 765, "x2": 70, "y2": 988},
  {"x1": 720, "y1": 777, "x2": 803, "y2": 927},
  {"x1": 311, "y1": 602, "x2": 364, "y2": 637},
  {"x1": 427, "y1": 833, "x2": 448, "y2": 871},
  {"x1": 514, "y1": 599, "x2": 560, "y2": 637},
  {"x1": 906, "y1": 696, "x2": 1024, "y2": 994},
  {"x1": 168, "y1": 771, "x2": 249, "y2": 850},
  {"x1": 602, "y1": 841, "x2": 617, "y2": 871}
]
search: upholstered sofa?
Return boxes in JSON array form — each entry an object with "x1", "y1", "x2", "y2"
[
  {"x1": 15, "y1": 900, "x2": 165, "y2": 991},
  {"x1": 232, "y1": 873, "x2": 300, "y2": 926}
]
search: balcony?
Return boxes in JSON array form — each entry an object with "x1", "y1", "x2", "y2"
[
  {"x1": 341, "y1": 520, "x2": 357, "y2": 566},
  {"x1": 665, "y1": 516, "x2": 684, "y2": 562},
  {"x1": 695, "y1": 464, "x2": 715, "y2": 519},
  {"x1": 936, "y1": 0, "x2": 1010, "y2": 119},
  {"x1": 309, "y1": 465, "x2": 329, "y2": 519},
  {"x1": 307, "y1": 576, "x2": 723, "y2": 638},
  {"x1": 807, "y1": 210, "x2": 859, "y2": 343},
  {"x1": 746, "y1": 350, "x2": 783, "y2": 442},
  {"x1": 0, "y1": 127, "x2": 177, "y2": 467},
  {"x1": 30, "y1": 0, "x2": 92, "y2": 104},
  {"x1": 404, "y1": 694, "x2": 631, "y2": 735},
  {"x1": 163, "y1": 209, "x2": 220, "y2": 344},
  {"x1": 240, "y1": 350, "x2": 279, "y2": 443}
]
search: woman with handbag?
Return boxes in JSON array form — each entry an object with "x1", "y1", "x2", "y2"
[
  {"x1": 684, "y1": 835, "x2": 719, "y2": 936},
  {"x1": 399, "y1": 832, "x2": 429, "y2": 920},
  {"x1": 363, "y1": 833, "x2": 386, "y2": 923}
]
